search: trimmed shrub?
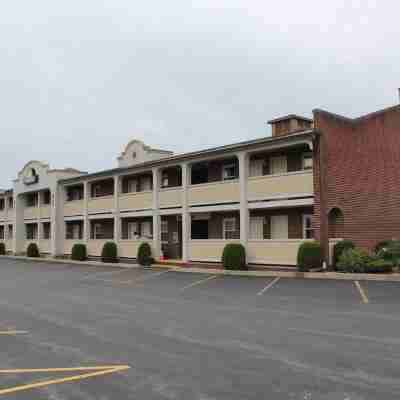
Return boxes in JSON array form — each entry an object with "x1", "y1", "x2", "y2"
[
  {"x1": 374, "y1": 240, "x2": 392, "y2": 254},
  {"x1": 336, "y1": 248, "x2": 371, "y2": 273},
  {"x1": 221, "y1": 243, "x2": 247, "y2": 270},
  {"x1": 137, "y1": 242, "x2": 152, "y2": 266},
  {"x1": 0, "y1": 242, "x2": 5, "y2": 255},
  {"x1": 71, "y1": 244, "x2": 87, "y2": 261},
  {"x1": 297, "y1": 241, "x2": 321, "y2": 272},
  {"x1": 101, "y1": 242, "x2": 118, "y2": 263},
  {"x1": 365, "y1": 259, "x2": 393, "y2": 274},
  {"x1": 378, "y1": 240, "x2": 400, "y2": 266},
  {"x1": 333, "y1": 240, "x2": 355, "y2": 269},
  {"x1": 26, "y1": 242, "x2": 40, "y2": 258}
]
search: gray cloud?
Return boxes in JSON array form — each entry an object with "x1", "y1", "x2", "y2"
[{"x1": 1, "y1": 0, "x2": 399, "y2": 186}]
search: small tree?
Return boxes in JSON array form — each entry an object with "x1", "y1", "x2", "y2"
[
  {"x1": 0, "y1": 242, "x2": 5, "y2": 255},
  {"x1": 26, "y1": 243, "x2": 40, "y2": 258},
  {"x1": 137, "y1": 242, "x2": 152, "y2": 266},
  {"x1": 333, "y1": 240, "x2": 355, "y2": 269},
  {"x1": 71, "y1": 244, "x2": 87, "y2": 261},
  {"x1": 101, "y1": 242, "x2": 118, "y2": 263},
  {"x1": 297, "y1": 241, "x2": 321, "y2": 272},
  {"x1": 221, "y1": 243, "x2": 247, "y2": 270}
]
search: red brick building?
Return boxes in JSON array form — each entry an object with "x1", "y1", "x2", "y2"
[{"x1": 313, "y1": 104, "x2": 400, "y2": 262}]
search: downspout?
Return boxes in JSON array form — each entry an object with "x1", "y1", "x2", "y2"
[{"x1": 317, "y1": 129, "x2": 330, "y2": 268}]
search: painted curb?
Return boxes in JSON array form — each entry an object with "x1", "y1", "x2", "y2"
[{"x1": 1, "y1": 255, "x2": 400, "y2": 282}]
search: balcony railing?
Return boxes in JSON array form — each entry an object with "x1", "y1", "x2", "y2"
[
  {"x1": 119, "y1": 191, "x2": 153, "y2": 211},
  {"x1": 189, "y1": 239, "x2": 241, "y2": 262},
  {"x1": 23, "y1": 207, "x2": 40, "y2": 220},
  {"x1": 188, "y1": 180, "x2": 240, "y2": 206},
  {"x1": 64, "y1": 200, "x2": 84, "y2": 217},
  {"x1": 88, "y1": 196, "x2": 114, "y2": 214},
  {"x1": 247, "y1": 170, "x2": 313, "y2": 201},
  {"x1": 159, "y1": 187, "x2": 182, "y2": 208}
]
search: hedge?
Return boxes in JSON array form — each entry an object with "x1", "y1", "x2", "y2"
[
  {"x1": 333, "y1": 240, "x2": 355, "y2": 269},
  {"x1": 71, "y1": 244, "x2": 87, "y2": 261},
  {"x1": 101, "y1": 242, "x2": 118, "y2": 263},
  {"x1": 297, "y1": 241, "x2": 321, "y2": 272},
  {"x1": 26, "y1": 242, "x2": 40, "y2": 258},
  {"x1": 221, "y1": 243, "x2": 247, "y2": 270},
  {"x1": 137, "y1": 242, "x2": 152, "y2": 266}
]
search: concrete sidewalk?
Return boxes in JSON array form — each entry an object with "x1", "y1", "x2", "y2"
[{"x1": 1, "y1": 255, "x2": 400, "y2": 282}]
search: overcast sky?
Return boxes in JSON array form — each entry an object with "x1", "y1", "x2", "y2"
[{"x1": 0, "y1": 0, "x2": 399, "y2": 187}]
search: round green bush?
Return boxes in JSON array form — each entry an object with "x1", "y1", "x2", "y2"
[
  {"x1": 71, "y1": 244, "x2": 87, "y2": 261},
  {"x1": 365, "y1": 259, "x2": 393, "y2": 274},
  {"x1": 297, "y1": 241, "x2": 321, "y2": 272},
  {"x1": 333, "y1": 240, "x2": 355, "y2": 269},
  {"x1": 26, "y1": 242, "x2": 40, "y2": 258},
  {"x1": 336, "y1": 248, "x2": 371, "y2": 273},
  {"x1": 137, "y1": 242, "x2": 152, "y2": 266},
  {"x1": 0, "y1": 242, "x2": 5, "y2": 256},
  {"x1": 221, "y1": 243, "x2": 247, "y2": 270},
  {"x1": 374, "y1": 240, "x2": 392, "y2": 254},
  {"x1": 378, "y1": 240, "x2": 400, "y2": 266},
  {"x1": 101, "y1": 242, "x2": 118, "y2": 263}
]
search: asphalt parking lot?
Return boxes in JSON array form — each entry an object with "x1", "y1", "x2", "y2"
[{"x1": 0, "y1": 259, "x2": 399, "y2": 399}]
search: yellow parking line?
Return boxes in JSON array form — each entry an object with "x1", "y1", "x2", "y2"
[
  {"x1": 0, "y1": 365, "x2": 130, "y2": 396},
  {"x1": 354, "y1": 281, "x2": 369, "y2": 304},
  {"x1": 257, "y1": 277, "x2": 280, "y2": 296},
  {"x1": 180, "y1": 275, "x2": 218, "y2": 292},
  {"x1": 0, "y1": 331, "x2": 28, "y2": 336}
]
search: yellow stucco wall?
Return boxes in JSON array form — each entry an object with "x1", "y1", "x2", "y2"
[
  {"x1": 248, "y1": 171, "x2": 313, "y2": 201},
  {"x1": 64, "y1": 200, "x2": 84, "y2": 216},
  {"x1": 88, "y1": 196, "x2": 114, "y2": 213},
  {"x1": 188, "y1": 180, "x2": 240, "y2": 205},
  {"x1": 189, "y1": 239, "x2": 241, "y2": 262},
  {"x1": 119, "y1": 192, "x2": 153, "y2": 211},
  {"x1": 159, "y1": 188, "x2": 182, "y2": 208}
]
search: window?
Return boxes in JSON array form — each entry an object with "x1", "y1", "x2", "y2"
[
  {"x1": 250, "y1": 216, "x2": 264, "y2": 239},
  {"x1": 303, "y1": 214, "x2": 314, "y2": 239},
  {"x1": 66, "y1": 222, "x2": 83, "y2": 239},
  {"x1": 141, "y1": 176, "x2": 152, "y2": 191},
  {"x1": 26, "y1": 224, "x2": 38, "y2": 240},
  {"x1": 223, "y1": 217, "x2": 237, "y2": 239},
  {"x1": 270, "y1": 215, "x2": 288, "y2": 239},
  {"x1": 0, "y1": 226, "x2": 4, "y2": 240},
  {"x1": 161, "y1": 220, "x2": 168, "y2": 243},
  {"x1": 127, "y1": 222, "x2": 139, "y2": 239},
  {"x1": 93, "y1": 223, "x2": 103, "y2": 239},
  {"x1": 302, "y1": 152, "x2": 313, "y2": 170},
  {"x1": 141, "y1": 221, "x2": 152, "y2": 238},
  {"x1": 26, "y1": 193, "x2": 38, "y2": 207},
  {"x1": 8, "y1": 225, "x2": 13, "y2": 239},
  {"x1": 270, "y1": 156, "x2": 287, "y2": 175},
  {"x1": 222, "y1": 163, "x2": 238, "y2": 181},
  {"x1": 249, "y1": 159, "x2": 264, "y2": 177},
  {"x1": 42, "y1": 190, "x2": 51, "y2": 205},
  {"x1": 93, "y1": 185, "x2": 102, "y2": 198},
  {"x1": 0, "y1": 199, "x2": 4, "y2": 211},
  {"x1": 161, "y1": 172, "x2": 169, "y2": 188},
  {"x1": 127, "y1": 179, "x2": 138, "y2": 193},
  {"x1": 8, "y1": 197, "x2": 13, "y2": 209},
  {"x1": 42, "y1": 222, "x2": 51, "y2": 239}
]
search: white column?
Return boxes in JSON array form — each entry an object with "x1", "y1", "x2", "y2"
[
  {"x1": 37, "y1": 192, "x2": 41, "y2": 244},
  {"x1": 113, "y1": 176, "x2": 120, "y2": 241},
  {"x1": 152, "y1": 167, "x2": 161, "y2": 260},
  {"x1": 238, "y1": 152, "x2": 249, "y2": 249},
  {"x1": 181, "y1": 162, "x2": 190, "y2": 263},
  {"x1": 83, "y1": 182, "x2": 89, "y2": 241},
  {"x1": 13, "y1": 195, "x2": 24, "y2": 255}
]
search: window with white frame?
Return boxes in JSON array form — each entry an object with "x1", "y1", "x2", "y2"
[
  {"x1": 127, "y1": 222, "x2": 138, "y2": 239},
  {"x1": 303, "y1": 214, "x2": 314, "y2": 239},
  {"x1": 270, "y1": 156, "x2": 287, "y2": 175},
  {"x1": 8, "y1": 224, "x2": 13, "y2": 239},
  {"x1": 0, "y1": 225, "x2": 4, "y2": 240},
  {"x1": 141, "y1": 221, "x2": 152, "y2": 238},
  {"x1": 270, "y1": 215, "x2": 288, "y2": 239},
  {"x1": 222, "y1": 163, "x2": 237, "y2": 181},
  {"x1": 223, "y1": 217, "x2": 236, "y2": 239},
  {"x1": 161, "y1": 220, "x2": 168, "y2": 243},
  {"x1": 127, "y1": 179, "x2": 138, "y2": 193},
  {"x1": 93, "y1": 223, "x2": 103, "y2": 239},
  {"x1": 302, "y1": 152, "x2": 313, "y2": 170},
  {"x1": 249, "y1": 159, "x2": 264, "y2": 177},
  {"x1": 249, "y1": 216, "x2": 264, "y2": 239},
  {"x1": 141, "y1": 176, "x2": 152, "y2": 191},
  {"x1": 26, "y1": 224, "x2": 38, "y2": 240},
  {"x1": 72, "y1": 224, "x2": 81, "y2": 239}
]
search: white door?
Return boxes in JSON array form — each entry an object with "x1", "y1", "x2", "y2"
[
  {"x1": 249, "y1": 216, "x2": 264, "y2": 239},
  {"x1": 270, "y1": 215, "x2": 288, "y2": 239}
]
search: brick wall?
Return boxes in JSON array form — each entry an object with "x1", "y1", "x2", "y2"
[{"x1": 313, "y1": 105, "x2": 400, "y2": 251}]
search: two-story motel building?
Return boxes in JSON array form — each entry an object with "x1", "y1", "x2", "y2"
[{"x1": 1, "y1": 103, "x2": 400, "y2": 266}]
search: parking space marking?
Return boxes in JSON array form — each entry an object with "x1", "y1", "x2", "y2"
[
  {"x1": 81, "y1": 268, "x2": 137, "y2": 281},
  {"x1": 354, "y1": 281, "x2": 369, "y2": 304},
  {"x1": 257, "y1": 277, "x2": 280, "y2": 296},
  {"x1": 0, "y1": 365, "x2": 130, "y2": 396},
  {"x1": 179, "y1": 275, "x2": 218, "y2": 292},
  {"x1": 0, "y1": 330, "x2": 28, "y2": 336},
  {"x1": 93, "y1": 270, "x2": 171, "y2": 285}
]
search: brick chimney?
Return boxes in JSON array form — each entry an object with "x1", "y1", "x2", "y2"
[{"x1": 268, "y1": 114, "x2": 313, "y2": 137}]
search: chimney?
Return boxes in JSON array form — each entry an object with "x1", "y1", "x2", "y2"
[{"x1": 268, "y1": 114, "x2": 313, "y2": 137}]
